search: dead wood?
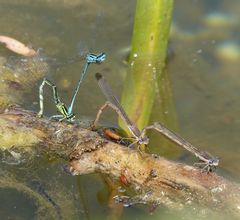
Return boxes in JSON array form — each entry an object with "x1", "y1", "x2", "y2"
[{"x1": 0, "y1": 105, "x2": 240, "y2": 218}]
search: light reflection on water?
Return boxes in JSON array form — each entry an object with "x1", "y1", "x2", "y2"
[{"x1": 0, "y1": 0, "x2": 239, "y2": 219}]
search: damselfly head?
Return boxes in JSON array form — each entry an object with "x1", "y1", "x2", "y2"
[{"x1": 86, "y1": 52, "x2": 106, "y2": 64}]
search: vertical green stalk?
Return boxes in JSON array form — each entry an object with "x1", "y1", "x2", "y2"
[{"x1": 120, "y1": 0, "x2": 174, "y2": 131}]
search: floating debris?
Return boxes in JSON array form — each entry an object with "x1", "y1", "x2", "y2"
[{"x1": 0, "y1": 35, "x2": 36, "y2": 57}]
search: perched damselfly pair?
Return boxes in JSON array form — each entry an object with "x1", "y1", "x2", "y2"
[
  {"x1": 36, "y1": 51, "x2": 219, "y2": 172},
  {"x1": 37, "y1": 52, "x2": 106, "y2": 122},
  {"x1": 91, "y1": 73, "x2": 219, "y2": 172}
]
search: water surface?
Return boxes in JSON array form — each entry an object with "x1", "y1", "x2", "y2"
[{"x1": 0, "y1": 0, "x2": 239, "y2": 219}]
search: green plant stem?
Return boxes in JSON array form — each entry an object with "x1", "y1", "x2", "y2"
[{"x1": 120, "y1": 0, "x2": 174, "y2": 131}]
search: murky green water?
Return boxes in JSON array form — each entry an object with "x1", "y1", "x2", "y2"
[{"x1": 0, "y1": 0, "x2": 240, "y2": 219}]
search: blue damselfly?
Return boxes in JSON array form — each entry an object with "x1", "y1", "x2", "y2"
[{"x1": 37, "y1": 52, "x2": 106, "y2": 122}]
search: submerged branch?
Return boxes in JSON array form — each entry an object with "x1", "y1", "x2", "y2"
[{"x1": 0, "y1": 106, "x2": 240, "y2": 218}]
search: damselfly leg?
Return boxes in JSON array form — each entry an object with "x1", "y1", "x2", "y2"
[{"x1": 92, "y1": 101, "x2": 126, "y2": 129}]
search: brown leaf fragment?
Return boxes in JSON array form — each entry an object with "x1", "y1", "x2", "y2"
[{"x1": 0, "y1": 35, "x2": 36, "y2": 57}]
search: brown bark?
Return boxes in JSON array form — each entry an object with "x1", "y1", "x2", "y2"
[{"x1": 1, "y1": 105, "x2": 240, "y2": 218}]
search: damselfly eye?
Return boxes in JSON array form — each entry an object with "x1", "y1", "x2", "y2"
[{"x1": 97, "y1": 53, "x2": 106, "y2": 63}]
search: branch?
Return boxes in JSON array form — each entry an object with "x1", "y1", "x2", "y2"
[{"x1": 1, "y1": 106, "x2": 240, "y2": 218}]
